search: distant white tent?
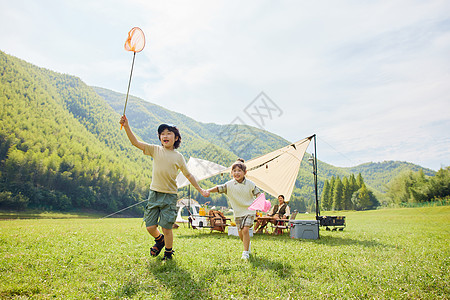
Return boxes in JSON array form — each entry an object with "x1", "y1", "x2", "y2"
[
  {"x1": 176, "y1": 157, "x2": 227, "y2": 188},
  {"x1": 221, "y1": 136, "x2": 313, "y2": 201},
  {"x1": 176, "y1": 198, "x2": 200, "y2": 223}
]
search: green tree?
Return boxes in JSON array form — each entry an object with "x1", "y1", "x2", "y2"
[
  {"x1": 356, "y1": 173, "x2": 364, "y2": 188},
  {"x1": 351, "y1": 184, "x2": 371, "y2": 210},
  {"x1": 332, "y1": 177, "x2": 344, "y2": 210},
  {"x1": 320, "y1": 180, "x2": 331, "y2": 211},
  {"x1": 342, "y1": 177, "x2": 352, "y2": 210}
]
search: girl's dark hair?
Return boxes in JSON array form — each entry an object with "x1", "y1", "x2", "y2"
[
  {"x1": 278, "y1": 195, "x2": 285, "y2": 199},
  {"x1": 231, "y1": 158, "x2": 246, "y2": 172}
]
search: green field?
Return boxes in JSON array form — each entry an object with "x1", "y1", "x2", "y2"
[{"x1": 1, "y1": 207, "x2": 449, "y2": 299}]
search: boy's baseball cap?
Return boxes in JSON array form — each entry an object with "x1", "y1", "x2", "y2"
[{"x1": 157, "y1": 124, "x2": 177, "y2": 134}]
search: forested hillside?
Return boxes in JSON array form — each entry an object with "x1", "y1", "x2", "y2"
[
  {"x1": 0, "y1": 51, "x2": 151, "y2": 213},
  {"x1": 0, "y1": 51, "x2": 438, "y2": 215},
  {"x1": 346, "y1": 161, "x2": 435, "y2": 192}
]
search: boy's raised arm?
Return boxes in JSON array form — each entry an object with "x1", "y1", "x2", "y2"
[{"x1": 120, "y1": 115, "x2": 147, "y2": 151}]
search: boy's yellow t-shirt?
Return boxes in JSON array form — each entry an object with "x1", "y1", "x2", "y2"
[{"x1": 143, "y1": 144, "x2": 190, "y2": 194}]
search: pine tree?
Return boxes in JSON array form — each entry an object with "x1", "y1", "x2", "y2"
[
  {"x1": 342, "y1": 177, "x2": 352, "y2": 210},
  {"x1": 356, "y1": 173, "x2": 364, "y2": 188},
  {"x1": 320, "y1": 180, "x2": 331, "y2": 211},
  {"x1": 348, "y1": 174, "x2": 358, "y2": 209},
  {"x1": 332, "y1": 177, "x2": 344, "y2": 210}
]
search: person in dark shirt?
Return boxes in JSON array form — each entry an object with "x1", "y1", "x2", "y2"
[{"x1": 254, "y1": 195, "x2": 290, "y2": 234}]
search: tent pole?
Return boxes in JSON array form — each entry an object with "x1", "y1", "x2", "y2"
[
  {"x1": 188, "y1": 185, "x2": 191, "y2": 228},
  {"x1": 313, "y1": 134, "x2": 319, "y2": 218}
]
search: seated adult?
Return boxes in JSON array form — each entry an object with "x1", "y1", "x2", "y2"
[{"x1": 254, "y1": 195, "x2": 290, "y2": 233}]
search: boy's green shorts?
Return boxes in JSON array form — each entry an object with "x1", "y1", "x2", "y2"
[{"x1": 143, "y1": 190, "x2": 178, "y2": 229}]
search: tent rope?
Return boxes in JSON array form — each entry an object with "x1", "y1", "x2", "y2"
[{"x1": 100, "y1": 199, "x2": 146, "y2": 219}]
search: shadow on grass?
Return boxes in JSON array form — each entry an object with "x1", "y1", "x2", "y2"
[
  {"x1": 177, "y1": 230, "x2": 392, "y2": 249},
  {"x1": 316, "y1": 235, "x2": 392, "y2": 248},
  {"x1": 148, "y1": 259, "x2": 213, "y2": 300},
  {"x1": 176, "y1": 231, "x2": 232, "y2": 240},
  {"x1": 250, "y1": 256, "x2": 293, "y2": 279}
]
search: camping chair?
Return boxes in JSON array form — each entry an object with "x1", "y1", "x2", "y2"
[
  {"x1": 207, "y1": 210, "x2": 231, "y2": 233},
  {"x1": 272, "y1": 211, "x2": 298, "y2": 235}
]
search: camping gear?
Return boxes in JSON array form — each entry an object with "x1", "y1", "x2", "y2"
[
  {"x1": 121, "y1": 27, "x2": 145, "y2": 129},
  {"x1": 272, "y1": 211, "x2": 298, "y2": 235},
  {"x1": 317, "y1": 215, "x2": 346, "y2": 231},
  {"x1": 228, "y1": 226, "x2": 254, "y2": 237},
  {"x1": 289, "y1": 220, "x2": 319, "y2": 240},
  {"x1": 208, "y1": 210, "x2": 230, "y2": 232}
]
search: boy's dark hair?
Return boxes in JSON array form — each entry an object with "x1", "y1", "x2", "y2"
[
  {"x1": 157, "y1": 124, "x2": 181, "y2": 149},
  {"x1": 231, "y1": 158, "x2": 246, "y2": 172}
]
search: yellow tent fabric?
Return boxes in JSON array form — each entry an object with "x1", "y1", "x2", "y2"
[
  {"x1": 222, "y1": 136, "x2": 313, "y2": 201},
  {"x1": 178, "y1": 136, "x2": 313, "y2": 202}
]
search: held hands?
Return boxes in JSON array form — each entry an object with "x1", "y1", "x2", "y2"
[{"x1": 200, "y1": 189, "x2": 210, "y2": 198}]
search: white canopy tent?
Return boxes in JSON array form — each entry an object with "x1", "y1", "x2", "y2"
[{"x1": 176, "y1": 157, "x2": 228, "y2": 188}]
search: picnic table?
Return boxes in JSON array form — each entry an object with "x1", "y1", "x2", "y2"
[
  {"x1": 254, "y1": 212, "x2": 297, "y2": 235},
  {"x1": 254, "y1": 216, "x2": 275, "y2": 234}
]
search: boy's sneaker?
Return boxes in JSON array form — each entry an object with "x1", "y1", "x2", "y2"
[{"x1": 241, "y1": 251, "x2": 250, "y2": 260}]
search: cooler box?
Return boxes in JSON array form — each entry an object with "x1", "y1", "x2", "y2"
[
  {"x1": 228, "y1": 226, "x2": 253, "y2": 237},
  {"x1": 289, "y1": 220, "x2": 319, "y2": 240}
]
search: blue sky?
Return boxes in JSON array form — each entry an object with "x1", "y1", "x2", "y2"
[{"x1": 1, "y1": 0, "x2": 449, "y2": 171}]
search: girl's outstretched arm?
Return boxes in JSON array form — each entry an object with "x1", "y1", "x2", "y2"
[{"x1": 206, "y1": 186, "x2": 219, "y2": 195}]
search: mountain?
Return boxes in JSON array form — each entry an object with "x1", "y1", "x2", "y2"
[
  {"x1": 0, "y1": 50, "x2": 436, "y2": 214},
  {"x1": 345, "y1": 161, "x2": 435, "y2": 193},
  {"x1": 93, "y1": 86, "x2": 290, "y2": 164}
]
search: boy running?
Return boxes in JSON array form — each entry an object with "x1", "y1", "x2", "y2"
[{"x1": 120, "y1": 115, "x2": 208, "y2": 260}]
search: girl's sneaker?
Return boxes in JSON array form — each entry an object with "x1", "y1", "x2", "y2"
[{"x1": 241, "y1": 251, "x2": 250, "y2": 260}]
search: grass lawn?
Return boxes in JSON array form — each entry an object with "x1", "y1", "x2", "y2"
[{"x1": 1, "y1": 206, "x2": 449, "y2": 299}]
